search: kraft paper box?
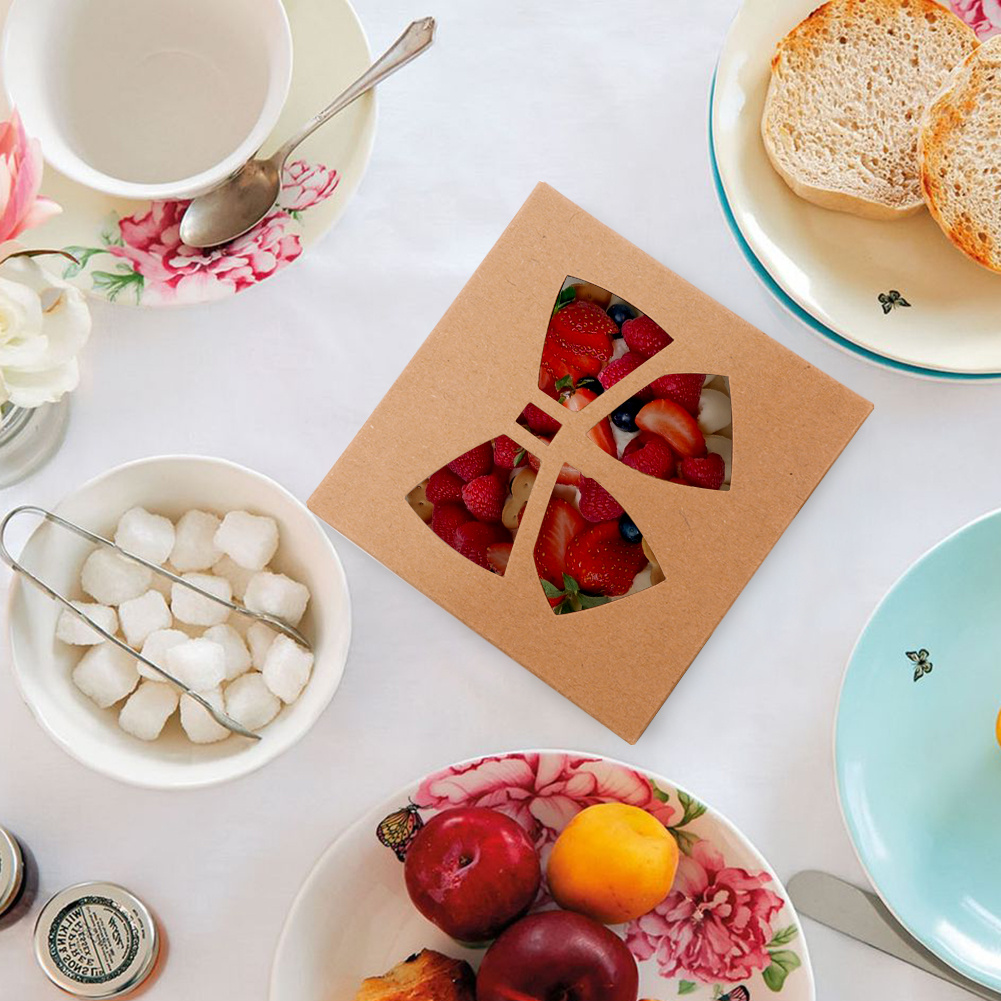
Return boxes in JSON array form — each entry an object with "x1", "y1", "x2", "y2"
[{"x1": 309, "y1": 183, "x2": 872, "y2": 743}]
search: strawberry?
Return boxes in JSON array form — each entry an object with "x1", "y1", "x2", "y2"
[
  {"x1": 557, "y1": 462, "x2": 582, "y2": 487},
  {"x1": 546, "y1": 300, "x2": 617, "y2": 363},
  {"x1": 426, "y1": 467, "x2": 465, "y2": 504},
  {"x1": 562, "y1": 386, "x2": 598, "y2": 412},
  {"x1": 520, "y1": 403, "x2": 562, "y2": 437},
  {"x1": 598, "y1": 352, "x2": 644, "y2": 390},
  {"x1": 622, "y1": 315, "x2": 673, "y2": 359},
  {"x1": 534, "y1": 496, "x2": 586, "y2": 591},
  {"x1": 462, "y1": 471, "x2": 509, "y2": 522},
  {"x1": 431, "y1": 503, "x2": 474, "y2": 547},
  {"x1": 493, "y1": 435, "x2": 527, "y2": 469},
  {"x1": 635, "y1": 398, "x2": 706, "y2": 458},
  {"x1": 448, "y1": 442, "x2": 494, "y2": 482},
  {"x1": 679, "y1": 453, "x2": 725, "y2": 490},
  {"x1": 640, "y1": 373, "x2": 704, "y2": 415},
  {"x1": 486, "y1": 541, "x2": 513, "y2": 575},
  {"x1": 565, "y1": 520, "x2": 649, "y2": 597},
  {"x1": 578, "y1": 477, "x2": 625, "y2": 522},
  {"x1": 452, "y1": 521, "x2": 511, "y2": 569},
  {"x1": 588, "y1": 416, "x2": 618, "y2": 457},
  {"x1": 541, "y1": 337, "x2": 603, "y2": 385},
  {"x1": 623, "y1": 435, "x2": 675, "y2": 479}
]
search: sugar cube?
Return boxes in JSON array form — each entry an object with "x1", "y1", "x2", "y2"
[
  {"x1": 114, "y1": 508, "x2": 175, "y2": 565},
  {"x1": 171, "y1": 573, "x2": 232, "y2": 627},
  {"x1": 170, "y1": 510, "x2": 222, "y2": 571},
  {"x1": 214, "y1": 511, "x2": 279, "y2": 571},
  {"x1": 166, "y1": 638, "x2": 226, "y2": 691},
  {"x1": 224, "y1": 672, "x2": 280, "y2": 732},
  {"x1": 179, "y1": 687, "x2": 230, "y2": 744},
  {"x1": 262, "y1": 634, "x2": 314, "y2": 704},
  {"x1": 244, "y1": 572, "x2": 310, "y2": 627},
  {"x1": 246, "y1": 622, "x2": 277, "y2": 670},
  {"x1": 202, "y1": 624, "x2": 251, "y2": 681},
  {"x1": 80, "y1": 549, "x2": 153, "y2": 606},
  {"x1": 118, "y1": 590, "x2": 172, "y2": 649},
  {"x1": 211, "y1": 555, "x2": 255, "y2": 601},
  {"x1": 56, "y1": 602, "x2": 118, "y2": 645},
  {"x1": 72, "y1": 642, "x2": 139, "y2": 708},
  {"x1": 137, "y1": 628, "x2": 188, "y2": 681},
  {"x1": 118, "y1": 681, "x2": 179, "y2": 741}
]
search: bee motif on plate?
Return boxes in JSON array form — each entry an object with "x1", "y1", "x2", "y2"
[
  {"x1": 906, "y1": 648, "x2": 932, "y2": 682},
  {"x1": 878, "y1": 290, "x2": 911, "y2": 314},
  {"x1": 376, "y1": 802, "x2": 425, "y2": 862}
]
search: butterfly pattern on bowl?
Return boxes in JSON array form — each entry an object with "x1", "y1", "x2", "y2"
[
  {"x1": 906, "y1": 648, "x2": 933, "y2": 681},
  {"x1": 58, "y1": 159, "x2": 339, "y2": 305},
  {"x1": 374, "y1": 752, "x2": 805, "y2": 997},
  {"x1": 950, "y1": 0, "x2": 1001, "y2": 38}
]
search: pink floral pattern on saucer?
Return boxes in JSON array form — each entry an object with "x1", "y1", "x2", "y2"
[
  {"x1": 60, "y1": 160, "x2": 338, "y2": 305},
  {"x1": 950, "y1": 0, "x2": 1001, "y2": 37},
  {"x1": 377, "y1": 751, "x2": 807, "y2": 997}
]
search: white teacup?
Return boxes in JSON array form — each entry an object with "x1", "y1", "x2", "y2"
[{"x1": 2, "y1": 0, "x2": 293, "y2": 201}]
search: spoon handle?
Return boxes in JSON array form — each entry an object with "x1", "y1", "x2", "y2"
[{"x1": 275, "y1": 17, "x2": 436, "y2": 163}]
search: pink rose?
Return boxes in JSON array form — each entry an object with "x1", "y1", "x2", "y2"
[
  {"x1": 951, "y1": 0, "x2": 1001, "y2": 36},
  {"x1": 0, "y1": 110, "x2": 60, "y2": 243},
  {"x1": 415, "y1": 752, "x2": 676, "y2": 848},
  {"x1": 626, "y1": 840, "x2": 785, "y2": 984},
  {"x1": 108, "y1": 201, "x2": 302, "y2": 305},
  {"x1": 279, "y1": 160, "x2": 339, "y2": 212}
]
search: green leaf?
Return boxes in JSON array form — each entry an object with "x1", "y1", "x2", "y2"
[
  {"x1": 561, "y1": 573, "x2": 579, "y2": 596},
  {"x1": 554, "y1": 374, "x2": 574, "y2": 395},
  {"x1": 677, "y1": 982, "x2": 697, "y2": 996},
  {"x1": 553, "y1": 285, "x2": 576, "y2": 314},
  {"x1": 670, "y1": 827, "x2": 700, "y2": 856},
  {"x1": 513, "y1": 448, "x2": 526, "y2": 467},
  {"x1": 91, "y1": 268, "x2": 143, "y2": 303},
  {"x1": 60, "y1": 245, "x2": 105, "y2": 278},
  {"x1": 650, "y1": 780, "x2": 671, "y2": 803},
  {"x1": 762, "y1": 950, "x2": 801, "y2": 992},
  {"x1": 541, "y1": 579, "x2": 564, "y2": 599},
  {"x1": 678, "y1": 790, "x2": 708, "y2": 826},
  {"x1": 767, "y1": 925, "x2": 799, "y2": 948},
  {"x1": 577, "y1": 593, "x2": 610, "y2": 609},
  {"x1": 553, "y1": 598, "x2": 575, "y2": 615}
]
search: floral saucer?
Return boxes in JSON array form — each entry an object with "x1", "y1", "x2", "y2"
[
  {"x1": 0, "y1": 0, "x2": 376, "y2": 307},
  {"x1": 270, "y1": 751, "x2": 815, "y2": 1001},
  {"x1": 712, "y1": 0, "x2": 1001, "y2": 378}
]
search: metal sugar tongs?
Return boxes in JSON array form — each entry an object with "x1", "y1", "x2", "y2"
[{"x1": 0, "y1": 505, "x2": 313, "y2": 741}]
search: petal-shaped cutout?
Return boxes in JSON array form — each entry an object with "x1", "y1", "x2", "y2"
[
  {"x1": 517, "y1": 403, "x2": 561, "y2": 444},
  {"x1": 538, "y1": 277, "x2": 669, "y2": 412},
  {"x1": 533, "y1": 467, "x2": 661, "y2": 614},
  {"x1": 596, "y1": 375, "x2": 733, "y2": 490},
  {"x1": 407, "y1": 438, "x2": 539, "y2": 576}
]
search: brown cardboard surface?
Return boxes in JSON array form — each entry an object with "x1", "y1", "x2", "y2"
[{"x1": 308, "y1": 183, "x2": 873, "y2": 743}]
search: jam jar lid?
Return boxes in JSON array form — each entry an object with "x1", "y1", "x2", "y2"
[
  {"x1": 34, "y1": 882, "x2": 159, "y2": 999},
  {"x1": 0, "y1": 826, "x2": 24, "y2": 916}
]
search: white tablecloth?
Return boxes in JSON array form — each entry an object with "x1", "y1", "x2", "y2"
[{"x1": 0, "y1": 1, "x2": 992, "y2": 997}]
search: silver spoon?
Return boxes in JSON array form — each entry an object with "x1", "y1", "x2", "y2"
[{"x1": 179, "y1": 17, "x2": 436, "y2": 249}]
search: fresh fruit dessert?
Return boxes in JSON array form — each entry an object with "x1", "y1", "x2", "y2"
[
  {"x1": 59, "y1": 506, "x2": 312, "y2": 743},
  {"x1": 599, "y1": 374, "x2": 732, "y2": 491},
  {"x1": 407, "y1": 440, "x2": 538, "y2": 577},
  {"x1": 354, "y1": 950, "x2": 475, "y2": 1001},
  {"x1": 404, "y1": 807, "x2": 542, "y2": 943}
]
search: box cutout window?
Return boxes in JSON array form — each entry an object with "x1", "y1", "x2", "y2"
[
  {"x1": 407, "y1": 438, "x2": 539, "y2": 576},
  {"x1": 517, "y1": 403, "x2": 562, "y2": 444},
  {"x1": 538, "y1": 277, "x2": 673, "y2": 412},
  {"x1": 594, "y1": 375, "x2": 733, "y2": 491},
  {"x1": 533, "y1": 465, "x2": 662, "y2": 614}
]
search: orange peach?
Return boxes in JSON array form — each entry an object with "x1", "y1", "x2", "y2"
[{"x1": 546, "y1": 803, "x2": 679, "y2": 925}]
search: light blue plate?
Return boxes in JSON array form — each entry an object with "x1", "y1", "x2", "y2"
[{"x1": 836, "y1": 509, "x2": 1001, "y2": 990}]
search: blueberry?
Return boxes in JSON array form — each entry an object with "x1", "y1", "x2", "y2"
[
  {"x1": 610, "y1": 397, "x2": 643, "y2": 432},
  {"x1": 576, "y1": 375, "x2": 604, "y2": 396},
  {"x1": 607, "y1": 303, "x2": 635, "y2": 330},
  {"x1": 618, "y1": 513, "x2": 642, "y2": 544}
]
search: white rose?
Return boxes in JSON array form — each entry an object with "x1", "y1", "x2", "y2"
[{"x1": 0, "y1": 249, "x2": 91, "y2": 409}]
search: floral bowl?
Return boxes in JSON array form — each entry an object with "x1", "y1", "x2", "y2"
[{"x1": 270, "y1": 751, "x2": 814, "y2": 1000}]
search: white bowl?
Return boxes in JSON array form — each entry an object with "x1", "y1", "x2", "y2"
[
  {"x1": 6, "y1": 455, "x2": 351, "y2": 790},
  {"x1": 2, "y1": 0, "x2": 293, "y2": 201}
]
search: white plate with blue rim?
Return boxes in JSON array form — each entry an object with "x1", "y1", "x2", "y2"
[{"x1": 711, "y1": 0, "x2": 1001, "y2": 381}]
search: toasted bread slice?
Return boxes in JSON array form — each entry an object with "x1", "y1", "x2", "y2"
[
  {"x1": 762, "y1": 0, "x2": 978, "y2": 220},
  {"x1": 354, "y1": 950, "x2": 476, "y2": 1001},
  {"x1": 920, "y1": 36, "x2": 1001, "y2": 272}
]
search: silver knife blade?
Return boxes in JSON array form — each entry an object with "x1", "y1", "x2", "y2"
[{"x1": 788, "y1": 871, "x2": 1001, "y2": 1000}]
